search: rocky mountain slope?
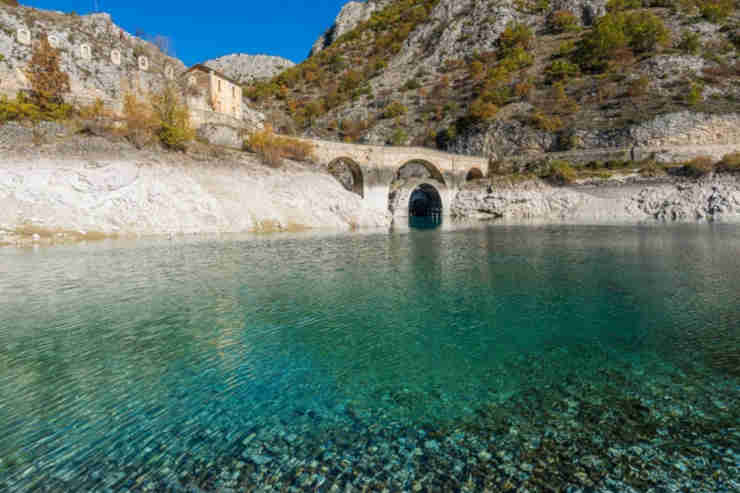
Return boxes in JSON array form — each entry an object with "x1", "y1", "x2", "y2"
[
  {"x1": 0, "y1": 3, "x2": 184, "y2": 107},
  {"x1": 203, "y1": 53, "x2": 295, "y2": 84},
  {"x1": 246, "y1": 0, "x2": 740, "y2": 161},
  {"x1": 310, "y1": 0, "x2": 393, "y2": 56}
]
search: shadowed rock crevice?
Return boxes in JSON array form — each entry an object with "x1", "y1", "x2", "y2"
[{"x1": 328, "y1": 157, "x2": 364, "y2": 198}]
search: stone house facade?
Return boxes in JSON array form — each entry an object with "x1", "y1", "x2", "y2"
[{"x1": 184, "y1": 64, "x2": 243, "y2": 128}]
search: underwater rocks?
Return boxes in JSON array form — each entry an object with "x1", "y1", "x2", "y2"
[{"x1": 2, "y1": 344, "x2": 737, "y2": 492}]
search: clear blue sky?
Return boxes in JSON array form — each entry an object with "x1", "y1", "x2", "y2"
[{"x1": 22, "y1": 1, "x2": 350, "y2": 65}]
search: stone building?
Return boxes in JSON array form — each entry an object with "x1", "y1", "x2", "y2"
[{"x1": 184, "y1": 64, "x2": 243, "y2": 128}]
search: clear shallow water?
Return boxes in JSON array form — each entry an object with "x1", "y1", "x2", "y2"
[{"x1": 1, "y1": 225, "x2": 739, "y2": 491}]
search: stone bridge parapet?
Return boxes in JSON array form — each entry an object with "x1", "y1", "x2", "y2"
[{"x1": 297, "y1": 137, "x2": 740, "y2": 218}]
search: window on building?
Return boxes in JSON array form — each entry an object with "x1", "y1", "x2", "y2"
[{"x1": 218, "y1": 80, "x2": 221, "y2": 92}]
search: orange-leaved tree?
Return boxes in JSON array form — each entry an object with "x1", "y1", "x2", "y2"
[{"x1": 26, "y1": 34, "x2": 70, "y2": 108}]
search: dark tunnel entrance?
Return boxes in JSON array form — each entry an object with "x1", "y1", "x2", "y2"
[{"x1": 408, "y1": 184, "x2": 442, "y2": 229}]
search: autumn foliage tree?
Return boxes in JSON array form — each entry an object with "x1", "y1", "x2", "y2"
[{"x1": 26, "y1": 34, "x2": 70, "y2": 108}]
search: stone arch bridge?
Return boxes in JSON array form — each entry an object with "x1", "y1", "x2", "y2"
[{"x1": 302, "y1": 138, "x2": 490, "y2": 218}]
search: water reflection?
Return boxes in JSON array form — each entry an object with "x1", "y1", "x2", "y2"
[{"x1": 408, "y1": 215, "x2": 442, "y2": 229}]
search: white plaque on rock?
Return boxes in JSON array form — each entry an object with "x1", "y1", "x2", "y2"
[
  {"x1": 17, "y1": 28, "x2": 31, "y2": 45},
  {"x1": 80, "y1": 43, "x2": 92, "y2": 60},
  {"x1": 138, "y1": 56, "x2": 149, "y2": 71},
  {"x1": 47, "y1": 35, "x2": 60, "y2": 48},
  {"x1": 111, "y1": 49, "x2": 121, "y2": 66}
]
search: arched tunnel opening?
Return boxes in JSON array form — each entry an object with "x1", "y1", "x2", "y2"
[{"x1": 408, "y1": 184, "x2": 443, "y2": 229}]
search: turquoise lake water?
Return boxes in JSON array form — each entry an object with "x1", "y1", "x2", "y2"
[{"x1": 1, "y1": 224, "x2": 738, "y2": 491}]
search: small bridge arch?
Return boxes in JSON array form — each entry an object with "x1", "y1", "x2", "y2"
[
  {"x1": 394, "y1": 159, "x2": 446, "y2": 186},
  {"x1": 466, "y1": 167, "x2": 484, "y2": 181},
  {"x1": 328, "y1": 156, "x2": 364, "y2": 198}
]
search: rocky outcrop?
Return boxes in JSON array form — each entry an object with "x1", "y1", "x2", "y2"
[
  {"x1": 0, "y1": 156, "x2": 389, "y2": 238},
  {"x1": 202, "y1": 54, "x2": 295, "y2": 84},
  {"x1": 0, "y1": 4, "x2": 183, "y2": 109},
  {"x1": 631, "y1": 177, "x2": 740, "y2": 222},
  {"x1": 0, "y1": 123, "x2": 389, "y2": 242},
  {"x1": 451, "y1": 112, "x2": 740, "y2": 159},
  {"x1": 451, "y1": 175, "x2": 740, "y2": 223},
  {"x1": 310, "y1": 0, "x2": 392, "y2": 56},
  {"x1": 549, "y1": 0, "x2": 607, "y2": 25}
]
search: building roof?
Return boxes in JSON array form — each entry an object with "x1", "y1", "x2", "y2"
[{"x1": 185, "y1": 64, "x2": 243, "y2": 87}]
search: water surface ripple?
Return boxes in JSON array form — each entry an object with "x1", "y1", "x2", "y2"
[{"x1": 1, "y1": 225, "x2": 738, "y2": 491}]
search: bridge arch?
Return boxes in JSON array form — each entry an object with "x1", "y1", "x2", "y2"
[
  {"x1": 394, "y1": 159, "x2": 446, "y2": 186},
  {"x1": 328, "y1": 157, "x2": 364, "y2": 198},
  {"x1": 466, "y1": 167, "x2": 484, "y2": 181}
]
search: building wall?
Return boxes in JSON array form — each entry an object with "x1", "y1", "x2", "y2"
[
  {"x1": 208, "y1": 72, "x2": 242, "y2": 121},
  {"x1": 184, "y1": 69, "x2": 211, "y2": 114}
]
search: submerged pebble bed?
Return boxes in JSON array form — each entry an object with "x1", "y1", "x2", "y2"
[
  {"x1": 3, "y1": 344, "x2": 737, "y2": 493},
  {"x1": 3, "y1": 227, "x2": 740, "y2": 492}
]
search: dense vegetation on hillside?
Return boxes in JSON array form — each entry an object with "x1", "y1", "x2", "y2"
[
  {"x1": 244, "y1": 0, "x2": 740, "y2": 151},
  {"x1": 245, "y1": 0, "x2": 440, "y2": 137}
]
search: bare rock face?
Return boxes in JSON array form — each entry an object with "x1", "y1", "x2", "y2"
[
  {"x1": 451, "y1": 112, "x2": 740, "y2": 159},
  {"x1": 549, "y1": 0, "x2": 607, "y2": 25},
  {"x1": 310, "y1": 0, "x2": 392, "y2": 57},
  {"x1": 202, "y1": 54, "x2": 295, "y2": 84},
  {"x1": 0, "y1": 124, "x2": 390, "y2": 236},
  {"x1": 451, "y1": 175, "x2": 740, "y2": 223},
  {"x1": 0, "y1": 4, "x2": 184, "y2": 109}
]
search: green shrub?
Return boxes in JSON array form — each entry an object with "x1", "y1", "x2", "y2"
[
  {"x1": 0, "y1": 92, "x2": 72, "y2": 123},
  {"x1": 677, "y1": 30, "x2": 702, "y2": 55},
  {"x1": 150, "y1": 86, "x2": 194, "y2": 151},
  {"x1": 577, "y1": 11, "x2": 670, "y2": 70},
  {"x1": 402, "y1": 78, "x2": 422, "y2": 91},
  {"x1": 686, "y1": 81, "x2": 704, "y2": 106},
  {"x1": 625, "y1": 12, "x2": 670, "y2": 53},
  {"x1": 382, "y1": 101, "x2": 408, "y2": 118},
  {"x1": 0, "y1": 93, "x2": 41, "y2": 122},
  {"x1": 606, "y1": 0, "x2": 643, "y2": 10},
  {"x1": 498, "y1": 45, "x2": 535, "y2": 70},
  {"x1": 531, "y1": 111, "x2": 564, "y2": 131},
  {"x1": 548, "y1": 10, "x2": 581, "y2": 33},
  {"x1": 245, "y1": 125, "x2": 315, "y2": 167},
  {"x1": 543, "y1": 160, "x2": 577, "y2": 184},
  {"x1": 682, "y1": 156, "x2": 714, "y2": 177},
  {"x1": 469, "y1": 98, "x2": 499, "y2": 121},
  {"x1": 716, "y1": 152, "x2": 740, "y2": 173},
  {"x1": 699, "y1": 0, "x2": 733, "y2": 23},
  {"x1": 389, "y1": 128, "x2": 408, "y2": 145},
  {"x1": 556, "y1": 40, "x2": 576, "y2": 56},
  {"x1": 546, "y1": 59, "x2": 580, "y2": 81},
  {"x1": 499, "y1": 22, "x2": 535, "y2": 58}
]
